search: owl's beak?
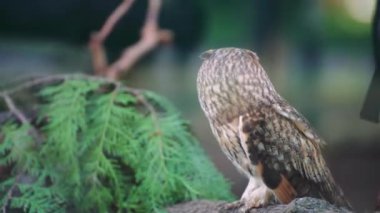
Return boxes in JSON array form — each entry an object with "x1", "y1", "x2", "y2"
[{"x1": 200, "y1": 49, "x2": 215, "y2": 60}]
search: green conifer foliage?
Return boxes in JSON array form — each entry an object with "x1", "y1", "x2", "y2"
[{"x1": 0, "y1": 77, "x2": 234, "y2": 212}]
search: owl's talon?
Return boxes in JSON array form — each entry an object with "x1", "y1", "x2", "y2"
[
  {"x1": 223, "y1": 200, "x2": 262, "y2": 213},
  {"x1": 223, "y1": 200, "x2": 244, "y2": 210}
]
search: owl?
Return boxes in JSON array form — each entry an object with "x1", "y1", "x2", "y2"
[{"x1": 196, "y1": 48, "x2": 351, "y2": 211}]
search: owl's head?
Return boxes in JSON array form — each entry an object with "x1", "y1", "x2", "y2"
[
  {"x1": 200, "y1": 47, "x2": 259, "y2": 62},
  {"x1": 197, "y1": 47, "x2": 267, "y2": 88},
  {"x1": 197, "y1": 48, "x2": 277, "y2": 120}
]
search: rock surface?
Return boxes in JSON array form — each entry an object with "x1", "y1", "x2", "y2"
[{"x1": 167, "y1": 197, "x2": 352, "y2": 213}]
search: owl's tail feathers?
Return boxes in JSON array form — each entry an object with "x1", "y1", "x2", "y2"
[
  {"x1": 321, "y1": 176, "x2": 352, "y2": 210},
  {"x1": 331, "y1": 186, "x2": 352, "y2": 210},
  {"x1": 273, "y1": 175, "x2": 297, "y2": 204}
]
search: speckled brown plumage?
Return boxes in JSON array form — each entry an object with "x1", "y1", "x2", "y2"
[{"x1": 196, "y1": 48, "x2": 351, "y2": 211}]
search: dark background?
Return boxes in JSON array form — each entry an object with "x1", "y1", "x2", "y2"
[{"x1": 0, "y1": 0, "x2": 379, "y2": 211}]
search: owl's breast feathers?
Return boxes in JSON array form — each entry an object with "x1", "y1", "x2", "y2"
[{"x1": 235, "y1": 100, "x2": 351, "y2": 208}]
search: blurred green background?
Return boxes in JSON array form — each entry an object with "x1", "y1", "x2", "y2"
[{"x1": 0, "y1": 0, "x2": 379, "y2": 211}]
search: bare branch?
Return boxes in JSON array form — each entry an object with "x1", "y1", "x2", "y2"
[
  {"x1": 96, "y1": 0, "x2": 135, "y2": 43},
  {"x1": 105, "y1": 0, "x2": 173, "y2": 80},
  {"x1": 0, "y1": 74, "x2": 117, "y2": 96},
  {"x1": 1, "y1": 93, "x2": 30, "y2": 125},
  {"x1": 0, "y1": 75, "x2": 66, "y2": 95},
  {"x1": 1, "y1": 174, "x2": 21, "y2": 213},
  {"x1": 89, "y1": 0, "x2": 173, "y2": 79},
  {"x1": 89, "y1": 0, "x2": 136, "y2": 76},
  {"x1": 89, "y1": 43, "x2": 108, "y2": 76},
  {"x1": 1, "y1": 93, "x2": 43, "y2": 145}
]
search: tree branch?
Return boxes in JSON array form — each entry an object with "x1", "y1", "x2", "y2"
[
  {"x1": 0, "y1": 74, "x2": 117, "y2": 96},
  {"x1": 105, "y1": 0, "x2": 173, "y2": 80},
  {"x1": 0, "y1": 93, "x2": 43, "y2": 145},
  {"x1": 95, "y1": 0, "x2": 135, "y2": 44},
  {"x1": 89, "y1": 0, "x2": 136, "y2": 76},
  {"x1": 89, "y1": 0, "x2": 173, "y2": 80},
  {"x1": 1, "y1": 174, "x2": 21, "y2": 213},
  {"x1": 1, "y1": 93, "x2": 30, "y2": 125}
]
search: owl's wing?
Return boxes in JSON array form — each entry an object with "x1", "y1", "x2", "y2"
[
  {"x1": 272, "y1": 100, "x2": 325, "y2": 146},
  {"x1": 238, "y1": 103, "x2": 349, "y2": 207}
]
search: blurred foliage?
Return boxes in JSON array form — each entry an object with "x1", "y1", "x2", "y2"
[
  {"x1": 322, "y1": 1, "x2": 371, "y2": 45},
  {"x1": 0, "y1": 77, "x2": 234, "y2": 212}
]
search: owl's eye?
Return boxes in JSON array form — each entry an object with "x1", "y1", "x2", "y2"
[{"x1": 200, "y1": 49, "x2": 215, "y2": 60}]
